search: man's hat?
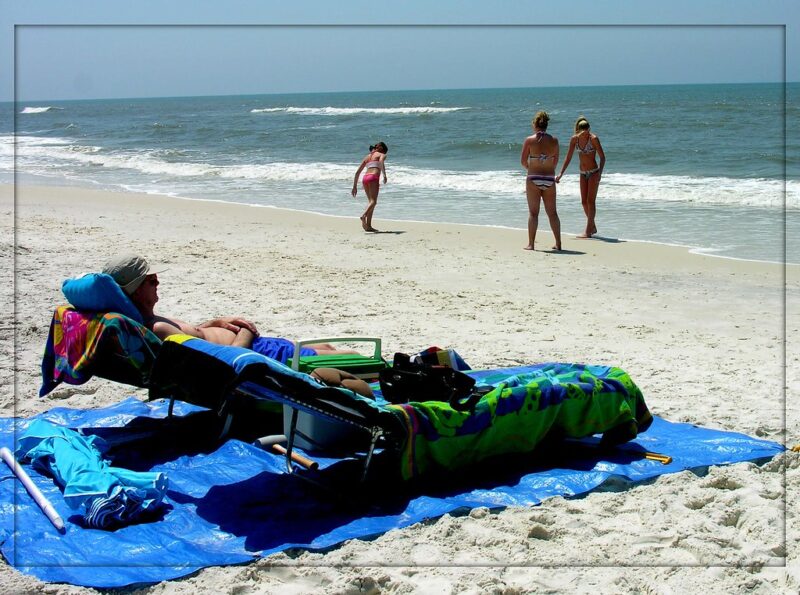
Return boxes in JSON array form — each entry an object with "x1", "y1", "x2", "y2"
[{"x1": 102, "y1": 254, "x2": 166, "y2": 295}]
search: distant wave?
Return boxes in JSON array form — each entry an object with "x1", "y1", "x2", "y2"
[
  {"x1": 20, "y1": 106, "x2": 63, "y2": 114},
  {"x1": 250, "y1": 106, "x2": 468, "y2": 115}
]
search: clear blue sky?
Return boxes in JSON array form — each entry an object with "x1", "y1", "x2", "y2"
[{"x1": 1, "y1": 1, "x2": 798, "y2": 102}]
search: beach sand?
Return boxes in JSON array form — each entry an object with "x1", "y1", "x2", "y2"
[{"x1": 1, "y1": 183, "x2": 797, "y2": 593}]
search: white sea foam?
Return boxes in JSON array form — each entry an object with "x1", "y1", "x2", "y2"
[
  {"x1": 4, "y1": 134, "x2": 798, "y2": 210},
  {"x1": 250, "y1": 106, "x2": 468, "y2": 115},
  {"x1": 20, "y1": 106, "x2": 63, "y2": 114},
  {"x1": 600, "y1": 173, "x2": 798, "y2": 209}
]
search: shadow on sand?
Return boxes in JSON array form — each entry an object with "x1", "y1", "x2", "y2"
[
  {"x1": 543, "y1": 248, "x2": 585, "y2": 255},
  {"x1": 575, "y1": 235, "x2": 624, "y2": 244}
]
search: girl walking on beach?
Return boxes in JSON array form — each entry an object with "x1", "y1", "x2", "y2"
[
  {"x1": 520, "y1": 111, "x2": 561, "y2": 251},
  {"x1": 351, "y1": 141, "x2": 388, "y2": 232},
  {"x1": 557, "y1": 116, "x2": 606, "y2": 238}
]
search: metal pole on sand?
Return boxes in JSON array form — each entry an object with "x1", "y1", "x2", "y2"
[{"x1": 0, "y1": 446, "x2": 65, "y2": 532}]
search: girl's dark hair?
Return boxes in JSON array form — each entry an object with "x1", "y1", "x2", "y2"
[{"x1": 370, "y1": 141, "x2": 388, "y2": 153}]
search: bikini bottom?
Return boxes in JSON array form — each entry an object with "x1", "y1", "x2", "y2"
[
  {"x1": 526, "y1": 174, "x2": 555, "y2": 189},
  {"x1": 362, "y1": 173, "x2": 380, "y2": 186}
]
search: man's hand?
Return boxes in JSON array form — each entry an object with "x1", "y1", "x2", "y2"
[{"x1": 199, "y1": 316, "x2": 259, "y2": 335}]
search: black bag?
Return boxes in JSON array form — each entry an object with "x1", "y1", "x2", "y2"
[{"x1": 378, "y1": 352, "x2": 484, "y2": 412}]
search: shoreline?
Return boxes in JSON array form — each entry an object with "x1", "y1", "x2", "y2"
[
  {"x1": 5, "y1": 175, "x2": 796, "y2": 266},
  {"x1": 1, "y1": 182, "x2": 797, "y2": 593},
  {"x1": 7, "y1": 182, "x2": 792, "y2": 273}
]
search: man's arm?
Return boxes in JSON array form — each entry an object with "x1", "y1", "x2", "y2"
[
  {"x1": 151, "y1": 316, "x2": 196, "y2": 341},
  {"x1": 197, "y1": 316, "x2": 259, "y2": 335},
  {"x1": 150, "y1": 315, "x2": 258, "y2": 345},
  {"x1": 232, "y1": 327, "x2": 255, "y2": 348}
]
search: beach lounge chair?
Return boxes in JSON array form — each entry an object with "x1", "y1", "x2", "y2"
[
  {"x1": 40, "y1": 307, "x2": 387, "y2": 395},
  {"x1": 41, "y1": 273, "x2": 388, "y2": 396},
  {"x1": 148, "y1": 335, "x2": 405, "y2": 478}
]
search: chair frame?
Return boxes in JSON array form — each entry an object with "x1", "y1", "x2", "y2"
[{"x1": 291, "y1": 337, "x2": 384, "y2": 379}]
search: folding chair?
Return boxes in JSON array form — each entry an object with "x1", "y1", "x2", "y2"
[{"x1": 148, "y1": 337, "x2": 406, "y2": 479}]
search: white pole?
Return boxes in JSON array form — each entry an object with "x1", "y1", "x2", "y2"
[{"x1": 0, "y1": 446, "x2": 65, "y2": 532}]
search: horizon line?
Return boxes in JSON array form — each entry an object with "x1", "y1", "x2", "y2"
[{"x1": 6, "y1": 80, "x2": 796, "y2": 105}]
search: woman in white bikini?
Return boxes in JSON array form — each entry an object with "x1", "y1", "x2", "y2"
[
  {"x1": 351, "y1": 141, "x2": 388, "y2": 232},
  {"x1": 557, "y1": 116, "x2": 606, "y2": 238},
  {"x1": 520, "y1": 111, "x2": 561, "y2": 251}
]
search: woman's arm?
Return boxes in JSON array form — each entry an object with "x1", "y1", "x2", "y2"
[
  {"x1": 352, "y1": 157, "x2": 367, "y2": 196},
  {"x1": 556, "y1": 137, "x2": 576, "y2": 182},
  {"x1": 520, "y1": 138, "x2": 531, "y2": 169},
  {"x1": 379, "y1": 153, "x2": 388, "y2": 183},
  {"x1": 594, "y1": 135, "x2": 606, "y2": 175},
  {"x1": 553, "y1": 138, "x2": 560, "y2": 168}
]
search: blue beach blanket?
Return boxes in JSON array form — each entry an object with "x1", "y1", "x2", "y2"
[{"x1": 0, "y1": 396, "x2": 783, "y2": 588}]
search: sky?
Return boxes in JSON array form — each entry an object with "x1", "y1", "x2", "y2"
[{"x1": 1, "y1": 1, "x2": 799, "y2": 102}]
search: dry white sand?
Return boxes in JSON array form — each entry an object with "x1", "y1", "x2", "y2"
[{"x1": 1, "y1": 184, "x2": 798, "y2": 593}]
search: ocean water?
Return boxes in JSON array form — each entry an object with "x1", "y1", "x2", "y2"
[{"x1": 2, "y1": 83, "x2": 798, "y2": 263}]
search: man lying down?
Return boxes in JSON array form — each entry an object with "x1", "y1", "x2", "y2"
[{"x1": 103, "y1": 254, "x2": 356, "y2": 364}]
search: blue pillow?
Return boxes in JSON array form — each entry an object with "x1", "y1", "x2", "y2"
[{"x1": 61, "y1": 273, "x2": 144, "y2": 323}]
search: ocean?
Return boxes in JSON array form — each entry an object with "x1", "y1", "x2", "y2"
[{"x1": 2, "y1": 83, "x2": 798, "y2": 263}]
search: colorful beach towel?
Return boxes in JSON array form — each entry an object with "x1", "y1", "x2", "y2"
[
  {"x1": 40, "y1": 306, "x2": 162, "y2": 396},
  {"x1": 389, "y1": 363, "x2": 652, "y2": 480}
]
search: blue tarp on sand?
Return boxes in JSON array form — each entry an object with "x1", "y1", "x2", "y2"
[{"x1": 0, "y1": 396, "x2": 783, "y2": 588}]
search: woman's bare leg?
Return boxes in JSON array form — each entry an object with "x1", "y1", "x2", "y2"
[
  {"x1": 525, "y1": 182, "x2": 542, "y2": 250},
  {"x1": 577, "y1": 174, "x2": 592, "y2": 238},
  {"x1": 585, "y1": 173, "x2": 600, "y2": 235},
  {"x1": 361, "y1": 181, "x2": 380, "y2": 231},
  {"x1": 577, "y1": 173, "x2": 600, "y2": 237},
  {"x1": 541, "y1": 185, "x2": 561, "y2": 250}
]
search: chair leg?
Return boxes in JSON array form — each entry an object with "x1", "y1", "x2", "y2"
[
  {"x1": 218, "y1": 413, "x2": 233, "y2": 440},
  {"x1": 360, "y1": 427, "x2": 383, "y2": 483},
  {"x1": 283, "y1": 408, "x2": 301, "y2": 474}
]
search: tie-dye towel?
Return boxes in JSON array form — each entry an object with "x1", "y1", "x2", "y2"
[
  {"x1": 389, "y1": 363, "x2": 652, "y2": 480},
  {"x1": 40, "y1": 306, "x2": 162, "y2": 396}
]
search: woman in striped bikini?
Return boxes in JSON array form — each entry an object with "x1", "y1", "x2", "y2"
[
  {"x1": 557, "y1": 116, "x2": 606, "y2": 238},
  {"x1": 520, "y1": 111, "x2": 562, "y2": 251}
]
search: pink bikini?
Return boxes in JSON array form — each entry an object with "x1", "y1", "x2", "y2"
[{"x1": 362, "y1": 155, "x2": 383, "y2": 187}]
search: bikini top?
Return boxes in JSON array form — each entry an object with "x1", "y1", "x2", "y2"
[
  {"x1": 365, "y1": 152, "x2": 384, "y2": 169},
  {"x1": 528, "y1": 153, "x2": 556, "y2": 163},
  {"x1": 528, "y1": 131, "x2": 556, "y2": 162},
  {"x1": 576, "y1": 135, "x2": 595, "y2": 154}
]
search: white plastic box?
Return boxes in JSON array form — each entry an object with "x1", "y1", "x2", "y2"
[{"x1": 282, "y1": 406, "x2": 368, "y2": 453}]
